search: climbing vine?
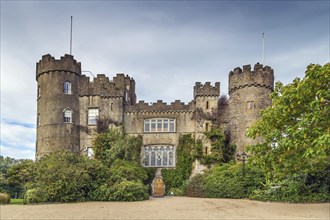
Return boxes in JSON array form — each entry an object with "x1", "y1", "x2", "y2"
[
  {"x1": 200, "y1": 127, "x2": 236, "y2": 166},
  {"x1": 162, "y1": 134, "x2": 196, "y2": 193}
]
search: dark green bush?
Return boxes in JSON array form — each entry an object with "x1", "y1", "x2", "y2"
[
  {"x1": 250, "y1": 172, "x2": 330, "y2": 203},
  {"x1": 109, "y1": 159, "x2": 148, "y2": 183},
  {"x1": 204, "y1": 163, "x2": 264, "y2": 199},
  {"x1": 26, "y1": 151, "x2": 109, "y2": 203},
  {"x1": 109, "y1": 180, "x2": 149, "y2": 201},
  {"x1": 186, "y1": 173, "x2": 207, "y2": 197}
]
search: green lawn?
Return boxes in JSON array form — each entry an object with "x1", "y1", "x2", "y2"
[{"x1": 10, "y1": 199, "x2": 24, "y2": 205}]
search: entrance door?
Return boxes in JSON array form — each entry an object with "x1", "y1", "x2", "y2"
[{"x1": 153, "y1": 176, "x2": 165, "y2": 197}]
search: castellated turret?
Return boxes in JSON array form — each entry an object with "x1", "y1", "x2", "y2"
[
  {"x1": 228, "y1": 63, "x2": 274, "y2": 152},
  {"x1": 193, "y1": 82, "x2": 220, "y2": 155},
  {"x1": 36, "y1": 54, "x2": 81, "y2": 159}
]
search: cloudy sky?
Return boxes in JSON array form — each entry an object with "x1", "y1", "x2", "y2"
[{"x1": 1, "y1": 0, "x2": 329, "y2": 159}]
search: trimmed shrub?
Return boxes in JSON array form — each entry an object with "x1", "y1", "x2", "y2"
[
  {"x1": 109, "y1": 180, "x2": 149, "y2": 201},
  {"x1": 24, "y1": 188, "x2": 46, "y2": 204},
  {"x1": 109, "y1": 159, "x2": 148, "y2": 183},
  {"x1": 186, "y1": 173, "x2": 207, "y2": 197},
  {"x1": 204, "y1": 163, "x2": 264, "y2": 199},
  {"x1": 0, "y1": 192, "x2": 10, "y2": 204}
]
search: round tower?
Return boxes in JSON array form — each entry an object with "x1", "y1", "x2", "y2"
[
  {"x1": 36, "y1": 54, "x2": 81, "y2": 159},
  {"x1": 228, "y1": 63, "x2": 274, "y2": 152}
]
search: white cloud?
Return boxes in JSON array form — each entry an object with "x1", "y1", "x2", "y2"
[{"x1": 0, "y1": 122, "x2": 36, "y2": 160}]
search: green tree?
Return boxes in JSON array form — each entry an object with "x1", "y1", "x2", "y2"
[
  {"x1": 247, "y1": 63, "x2": 330, "y2": 182},
  {"x1": 6, "y1": 159, "x2": 34, "y2": 197},
  {"x1": 25, "y1": 151, "x2": 109, "y2": 203},
  {"x1": 93, "y1": 129, "x2": 142, "y2": 165}
]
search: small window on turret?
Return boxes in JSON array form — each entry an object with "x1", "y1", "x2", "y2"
[
  {"x1": 64, "y1": 109, "x2": 72, "y2": 123},
  {"x1": 206, "y1": 101, "x2": 209, "y2": 110},
  {"x1": 63, "y1": 81, "x2": 72, "y2": 94},
  {"x1": 246, "y1": 101, "x2": 255, "y2": 110}
]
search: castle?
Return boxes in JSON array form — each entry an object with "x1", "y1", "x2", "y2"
[{"x1": 36, "y1": 54, "x2": 274, "y2": 169}]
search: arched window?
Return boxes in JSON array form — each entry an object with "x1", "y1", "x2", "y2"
[
  {"x1": 206, "y1": 101, "x2": 209, "y2": 109},
  {"x1": 63, "y1": 109, "x2": 72, "y2": 123},
  {"x1": 63, "y1": 81, "x2": 72, "y2": 94}
]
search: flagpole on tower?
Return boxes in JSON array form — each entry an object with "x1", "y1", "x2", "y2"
[
  {"x1": 262, "y1": 32, "x2": 265, "y2": 65},
  {"x1": 70, "y1": 16, "x2": 73, "y2": 55}
]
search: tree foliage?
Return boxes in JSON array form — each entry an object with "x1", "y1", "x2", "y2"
[
  {"x1": 202, "y1": 127, "x2": 236, "y2": 165},
  {"x1": 25, "y1": 151, "x2": 109, "y2": 203},
  {"x1": 247, "y1": 63, "x2": 330, "y2": 181},
  {"x1": 0, "y1": 156, "x2": 34, "y2": 198},
  {"x1": 93, "y1": 129, "x2": 142, "y2": 165}
]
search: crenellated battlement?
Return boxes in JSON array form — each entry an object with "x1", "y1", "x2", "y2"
[
  {"x1": 36, "y1": 54, "x2": 81, "y2": 79},
  {"x1": 126, "y1": 100, "x2": 195, "y2": 113},
  {"x1": 228, "y1": 63, "x2": 274, "y2": 94},
  {"x1": 79, "y1": 73, "x2": 135, "y2": 97},
  {"x1": 193, "y1": 82, "x2": 220, "y2": 98}
]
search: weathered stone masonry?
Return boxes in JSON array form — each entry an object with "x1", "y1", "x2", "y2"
[{"x1": 36, "y1": 54, "x2": 274, "y2": 167}]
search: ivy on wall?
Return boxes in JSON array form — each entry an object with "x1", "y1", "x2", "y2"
[
  {"x1": 162, "y1": 134, "x2": 196, "y2": 192},
  {"x1": 200, "y1": 127, "x2": 236, "y2": 166}
]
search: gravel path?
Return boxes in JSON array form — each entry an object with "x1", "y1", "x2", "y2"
[{"x1": 1, "y1": 196, "x2": 329, "y2": 220}]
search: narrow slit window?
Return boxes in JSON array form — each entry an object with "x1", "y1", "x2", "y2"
[{"x1": 205, "y1": 122, "x2": 209, "y2": 131}]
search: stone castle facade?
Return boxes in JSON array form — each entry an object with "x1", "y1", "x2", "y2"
[{"x1": 36, "y1": 54, "x2": 274, "y2": 167}]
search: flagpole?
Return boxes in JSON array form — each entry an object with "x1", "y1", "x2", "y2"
[
  {"x1": 262, "y1": 33, "x2": 265, "y2": 65},
  {"x1": 70, "y1": 16, "x2": 73, "y2": 55}
]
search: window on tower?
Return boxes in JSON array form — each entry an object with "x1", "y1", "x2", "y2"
[
  {"x1": 37, "y1": 113, "x2": 41, "y2": 127},
  {"x1": 206, "y1": 101, "x2": 209, "y2": 109},
  {"x1": 246, "y1": 101, "x2": 255, "y2": 110},
  {"x1": 88, "y1": 108, "x2": 99, "y2": 125},
  {"x1": 63, "y1": 81, "x2": 72, "y2": 94},
  {"x1": 64, "y1": 109, "x2": 72, "y2": 123},
  {"x1": 37, "y1": 85, "x2": 41, "y2": 98}
]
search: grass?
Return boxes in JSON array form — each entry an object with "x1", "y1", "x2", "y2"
[{"x1": 10, "y1": 198, "x2": 24, "y2": 205}]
